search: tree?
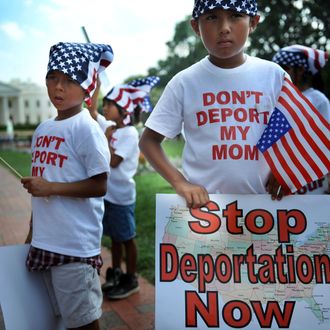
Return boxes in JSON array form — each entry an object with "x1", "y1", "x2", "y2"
[{"x1": 147, "y1": 1, "x2": 330, "y2": 96}]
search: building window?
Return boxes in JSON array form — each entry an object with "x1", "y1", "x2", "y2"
[
  {"x1": 25, "y1": 100, "x2": 29, "y2": 108},
  {"x1": 36, "y1": 100, "x2": 40, "y2": 108},
  {"x1": 25, "y1": 115, "x2": 30, "y2": 124},
  {"x1": 8, "y1": 99, "x2": 12, "y2": 108}
]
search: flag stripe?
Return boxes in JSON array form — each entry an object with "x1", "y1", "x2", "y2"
[
  {"x1": 283, "y1": 78, "x2": 330, "y2": 136},
  {"x1": 281, "y1": 132, "x2": 313, "y2": 183},
  {"x1": 278, "y1": 95, "x2": 330, "y2": 169},
  {"x1": 271, "y1": 140, "x2": 303, "y2": 190},
  {"x1": 263, "y1": 151, "x2": 290, "y2": 192},
  {"x1": 288, "y1": 130, "x2": 322, "y2": 179}
]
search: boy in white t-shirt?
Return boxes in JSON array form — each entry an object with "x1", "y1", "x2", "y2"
[
  {"x1": 21, "y1": 42, "x2": 113, "y2": 330},
  {"x1": 139, "y1": 0, "x2": 285, "y2": 208},
  {"x1": 272, "y1": 45, "x2": 330, "y2": 194}
]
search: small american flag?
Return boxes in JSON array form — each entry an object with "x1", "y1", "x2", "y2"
[
  {"x1": 129, "y1": 76, "x2": 160, "y2": 112},
  {"x1": 257, "y1": 77, "x2": 330, "y2": 193},
  {"x1": 47, "y1": 42, "x2": 114, "y2": 105},
  {"x1": 105, "y1": 76, "x2": 160, "y2": 113}
]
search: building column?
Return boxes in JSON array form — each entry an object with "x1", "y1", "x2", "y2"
[{"x1": 1, "y1": 96, "x2": 9, "y2": 125}]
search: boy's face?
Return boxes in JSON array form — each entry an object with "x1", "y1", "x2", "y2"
[
  {"x1": 191, "y1": 8, "x2": 259, "y2": 68},
  {"x1": 46, "y1": 71, "x2": 86, "y2": 112}
]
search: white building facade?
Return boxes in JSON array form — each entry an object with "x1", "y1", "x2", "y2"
[{"x1": 0, "y1": 80, "x2": 56, "y2": 126}]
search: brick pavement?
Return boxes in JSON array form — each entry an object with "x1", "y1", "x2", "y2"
[{"x1": 0, "y1": 165, "x2": 155, "y2": 330}]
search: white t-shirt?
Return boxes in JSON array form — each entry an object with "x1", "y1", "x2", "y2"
[
  {"x1": 96, "y1": 113, "x2": 115, "y2": 132},
  {"x1": 105, "y1": 125, "x2": 139, "y2": 205},
  {"x1": 303, "y1": 88, "x2": 330, "y2": 123},
  {"x1": 31, "y1": 109, "x2": 110, "y2": 257},
  {"x1": 146, "y1": 55, "x2": 286, "y2": 194}
]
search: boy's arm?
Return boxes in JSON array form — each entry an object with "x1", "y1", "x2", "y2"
[
  {"x1": 87, "y1": 77, "x2": 101, "y2": 120},
  {"x1": 139, "y1": 127, "x2": 209, "y2": 208},
  {"x1": 21, "y1": 173, "x2": 107, "y2": 198}
]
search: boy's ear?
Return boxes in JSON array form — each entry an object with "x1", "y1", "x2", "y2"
[
  {"x1": 249, "y1": 15, "x2": 260, "y2": 33},
  {"x1": 190, "y1": 18, "x2": 200, "y2": 36}
]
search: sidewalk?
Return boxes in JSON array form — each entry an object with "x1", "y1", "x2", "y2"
[{"x1": 0, "y1": 165, "x2": 155, "y2": 330}]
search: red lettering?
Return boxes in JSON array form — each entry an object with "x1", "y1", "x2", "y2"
[
  {"x1": 251, "y1": 301, "x2": 295, "y2": 328},
  {"x1": 223, "y1": 300, "x2": 252, "y2": 328},
  {"x1": 198, "y1": 255, "x2": 214, "y2": 292},
  {"x1": 185, "y1": 291, "x2": 219, "y2": 327},
  {"x1": 196, "y1": 111, "x2": 208, "y2": 126},
  {"x1": 245, "y1": 209, "x2": 274, "y2": 235},
  {"x1": 180, "y1": 254, "x2": 197, "y2": 283},
  {"x1": 189, "y1": 201, "x2": 221, "y2": 234},
  {"x1": 160, "y1": 244, "x2": 178, "y2": 281},
  {"x1": 277, "y1": 209, "x2": 306, "y2": 243},
  {"x1": 203, "y1": 93, "x2": 215, "y2": 106},
  {"x1": 222, "y1": 201, "x2": 243, "y2": 234}
]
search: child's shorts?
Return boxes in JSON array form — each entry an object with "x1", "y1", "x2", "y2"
[
  {"x1": 42, "y1": 262, "x2": 102, "y2": 328},
  {"x1": 103, "y1": 200, "x2": 136, "y2": 242}
]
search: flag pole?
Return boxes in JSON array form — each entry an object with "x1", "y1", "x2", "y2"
[
  {"x1": 80, "y1": 26, "x2": 110, "y2": 93},
  {"x1": 0, "y1": 156, "x2": 23, "y2": 179}
]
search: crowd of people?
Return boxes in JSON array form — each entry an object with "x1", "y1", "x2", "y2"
[{"x1": 19, "y1": 0, "x2": 329, "y2": 329}]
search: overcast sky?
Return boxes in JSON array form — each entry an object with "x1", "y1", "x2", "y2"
[{"x1": 0, "y1": 0, "x2": 191, "y2": 90}]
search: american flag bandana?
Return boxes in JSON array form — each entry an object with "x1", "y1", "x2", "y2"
[
  {"x1": 47, "y1": 42, "x2": 114, "y2": 106},
  {"x1": 257, "y1": 77, "x2": 330, "y2": 193},
  {"x1": 192, "y1": 0, "x2": 258, "y2": 19},
  {"x1": 129, "y1": 76, "x2": 160, "y2": 112},
  {"x1": 105, "y1": 76, "x2": 160, "y2": 113},
  {"x1": 272, "y1": 45, "x2": 328, "y2": 75}
]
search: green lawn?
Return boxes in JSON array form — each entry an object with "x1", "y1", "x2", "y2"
[{"x1": 0, "y1": 136, "x2": 184, "y2": 284}]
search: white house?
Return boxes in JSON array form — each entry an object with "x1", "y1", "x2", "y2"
[{"x1": 0, "y1": 80, "x2": 56, "y2": 126}]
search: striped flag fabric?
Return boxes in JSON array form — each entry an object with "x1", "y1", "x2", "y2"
[
  {"x1": 47, "y1": 42, "x2": 114, "y2": 106},
  {"x1": 105, "y1": 76, "x2": 160, "y2": 113},
  {"x1": 257, "y1": 77, "x2": 330, "y2": 193}
]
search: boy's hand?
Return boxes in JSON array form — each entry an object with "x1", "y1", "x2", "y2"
[
  {"x1": 21, "y1": 177, "x2": 51, "y2": 197},
  {"x1": 266, "y1": 173, "x2": 284, "y2": 200},
  {"x1": 173, "y1": 180, "x2": 210, "y2": 209}
]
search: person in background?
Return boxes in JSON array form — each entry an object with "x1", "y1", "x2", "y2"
[
  {"x1": 6, "y1": 114, "x2": 14, "y2": 143},
  {"x1": 21, "y1": 41, "x2": 114, "y2": 330},
  {"x1": 88, "y1": 76, "x2": 159, "y2": 300},
  {"x1": 139, "y1": 0, "x2": 288, "y2": 208},
  {"x1": 272, "y1": 45, "x2": 330, "y2": 194}
]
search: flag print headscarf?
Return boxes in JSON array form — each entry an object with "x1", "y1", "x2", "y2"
[
  {"x1": 47, "y1": 42, "x2": 114, "y2": 106},
  {"x1": 192, "y1": 0, "x2": 258, "y2": 19},
  {"x1": 272, "y1": 45, "x2": 328, "y2": 75}
]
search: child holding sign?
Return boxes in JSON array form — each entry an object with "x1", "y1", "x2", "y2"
[{"x1": 139, "y1": 0, "x2": 285, "y2": 208}]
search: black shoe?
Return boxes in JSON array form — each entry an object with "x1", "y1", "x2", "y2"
[
  {"x1": 106, "y1": 273, "x2": 140, "y2": 299},
  {"x1": 101, "y1": 267, "x2": 122, "y2": 293}
]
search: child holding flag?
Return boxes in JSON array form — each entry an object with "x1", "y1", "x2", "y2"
[
  {"x1": 139, "y1": 0, "x2": 330, "y2": 208},
  {"x1": 21, "y1": 42, "x2": 114, "y2": 330},
  {"x1": 89, "y1": 76, "x2": 160, "y2": 299}
]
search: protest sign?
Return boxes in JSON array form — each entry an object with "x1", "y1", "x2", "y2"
[
  {"x1": 0, "y1": 244, "x2": 65, "y2": 330},
  {"x1": 155, "y1": 194, "x2": 330, "y2": 329}
]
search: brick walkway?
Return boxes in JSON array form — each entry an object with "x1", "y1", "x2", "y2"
[{"x1": 0, "y1": 165, "x2": 155, "y2": 330}]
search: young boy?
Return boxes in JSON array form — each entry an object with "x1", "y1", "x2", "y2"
[
  {"x1": 21, "y1": 42, "x2": 114, "y2": 330},
  {"x1": 139, "y1": 0, "x2": 284, "y2": 208}
]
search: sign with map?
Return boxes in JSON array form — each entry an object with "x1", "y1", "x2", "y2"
[{"x1": 155, "y1": 194, "x2": 330, "y2": 330}]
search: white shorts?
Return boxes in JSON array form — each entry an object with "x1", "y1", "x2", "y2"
[{"x1": 42, "y1": 262, "x2": 103, "y2": 328}]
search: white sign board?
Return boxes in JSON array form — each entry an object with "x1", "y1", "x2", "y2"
[
  {"x1": 0, "y1": 244, "x2": 65, "y2": 330},
  {"x1": 155, "y1": 194, "x2": 330, "y2": 330}
]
